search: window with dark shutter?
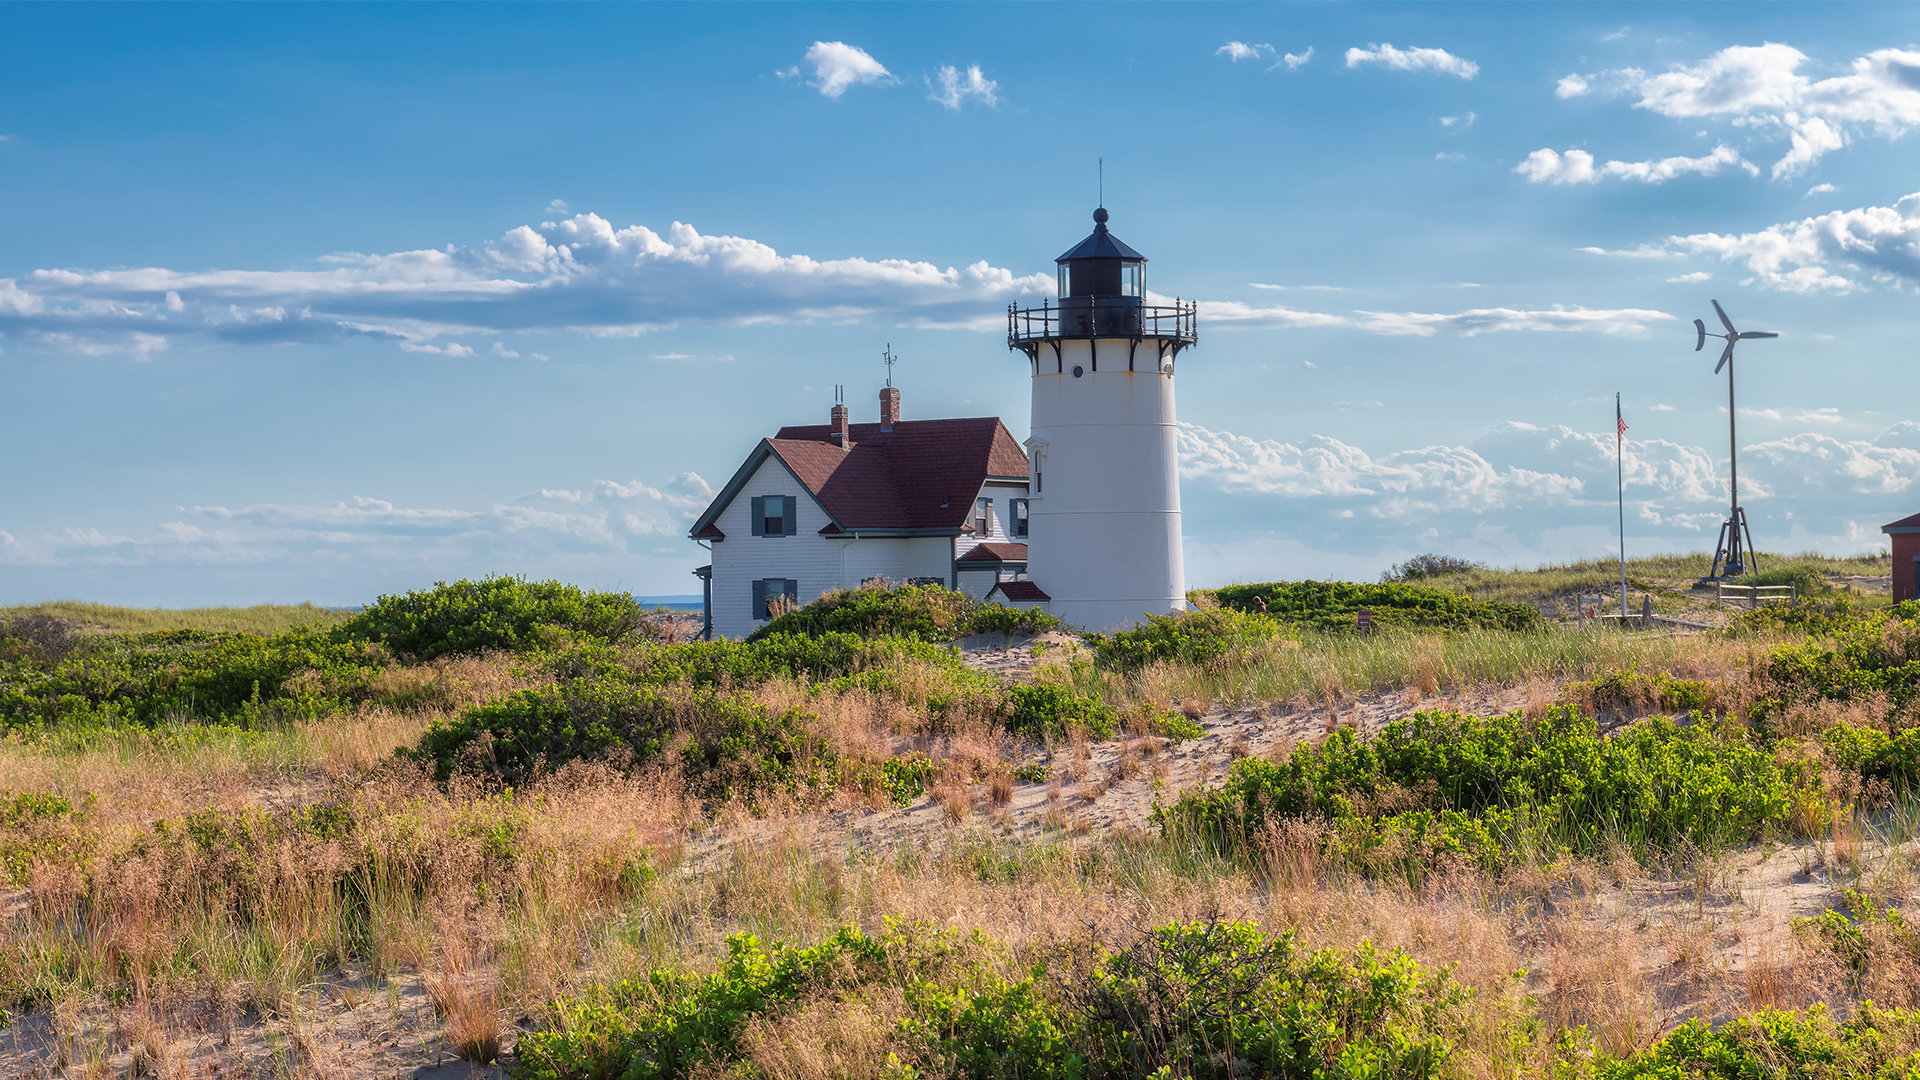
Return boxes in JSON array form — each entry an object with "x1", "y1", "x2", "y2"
[
  {"x1": 750, "y1": 496, "x2": 766, "y2": 537},
  {"x1": 1011, "y1": 499, "x2": 1029, "y2": 538},
  {"x1": 752, "y1": 495, "x2": 795, "y2": 537},
  {"x1": 751, "y1": 578, "x2": 767, "y2": 619},
  {"x1": 974, "y1": 497, "x2": 992, "y2": 539}
]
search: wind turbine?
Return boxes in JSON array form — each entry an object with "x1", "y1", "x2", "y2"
[{"x1": 1694, "y1": 299, "x2": 1779, "y2": 579}]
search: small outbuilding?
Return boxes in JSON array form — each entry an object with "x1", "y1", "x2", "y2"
[{"x1": 1885, "y1": 512, "x2": 1920, "y2": 603}]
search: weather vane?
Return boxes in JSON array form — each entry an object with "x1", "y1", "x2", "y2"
[
  {"x1": 1693, "y1": 299, "x2": 1779, "y2": 580},
  {"x1": 883, "y1": 343, "x2": 895, "y2": 388}
]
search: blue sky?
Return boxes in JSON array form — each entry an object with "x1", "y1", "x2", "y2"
[{"x1": 3, "y1": 2, "x2": 1917, "y2": 605}]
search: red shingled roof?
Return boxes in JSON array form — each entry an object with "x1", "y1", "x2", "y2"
[
  {"x1": 767, "y1": 418, "x2": 1028, "y2": 531},
  {"x1": 959, "y1": 542, "x2": 1029, "y2": 563},
  {"x1": 988, "y1": 580, "x2": 1050, "y2": 602},
  {"x1": 1885, "y1": 513, "x2": 1920, "y2": 533}
]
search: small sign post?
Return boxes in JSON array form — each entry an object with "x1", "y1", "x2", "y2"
[{"x1": 1356, "y1": 609, "x2": 1372, "y2": 634}]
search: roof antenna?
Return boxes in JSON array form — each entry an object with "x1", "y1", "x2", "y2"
[
  {"x1": 1098, "y1": 157, "x2": 1104, "y2": 208},
  {"x1": 883, "y1": 343, "x2": 895, "y2": 387}
]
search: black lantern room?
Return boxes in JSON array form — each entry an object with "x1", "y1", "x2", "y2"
[
  {"x1": 1007, "y1": 206, "x2": 1196, "y2": 371},
  {"x1": 1056, "y1": 206, "x2": 1146, "y2": 300}
]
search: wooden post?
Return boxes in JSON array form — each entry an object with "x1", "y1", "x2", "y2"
[
  {"x1": 1642, "y1": 595, "x2": 1652, "y2": 628},
  {"x1": 1716, "y1": 581, "x2": 1724, "y2": 607}
]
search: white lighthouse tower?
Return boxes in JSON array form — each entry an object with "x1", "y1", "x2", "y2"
[{"x1": 1008, "y1": 207, "x2": 1197, "y2": 631}]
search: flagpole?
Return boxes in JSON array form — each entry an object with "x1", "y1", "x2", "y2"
[{"x1": 1617, "y1": 392, "x2": 1627, "y2": 619}]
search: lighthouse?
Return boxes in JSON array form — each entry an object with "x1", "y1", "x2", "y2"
[{"x1": 1008, "y1": 207, "x2": 1198, "y2": 631}]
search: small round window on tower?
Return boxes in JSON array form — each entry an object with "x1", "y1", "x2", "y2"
[{"x1": 1072, "y1": 365, "x2": 1084, "y2": 378}]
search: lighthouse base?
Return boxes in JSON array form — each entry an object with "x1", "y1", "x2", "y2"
[{"x1": 1048, "y1": 597, "x2": 1187, "y2": 634}]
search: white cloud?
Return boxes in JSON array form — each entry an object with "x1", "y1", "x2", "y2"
[
  {"x1": 0, "y1": 213, "x2": 1059, "y2": 357},
  {"x1": 490, "y1": 341, "x2": 550, "y2": 361},
  {"x1": 12, "y1": 471, "x2": 719, "y2": 574},
  {"x1": 1516, "y1": 144, "x2": 1756, "y2": 184},
  {"x1": 1345, "y1": 43, "x2": 1479, "y2": 79},
  {"x1": 1650, "y1": 404, "x2": 1676, "y2": 411},
  {"x1": 1196, "y1": 297, "x2": 1672, "y2": 337},
  {"x1": 1557, "y1": 74, "x2": 1592, "y2": 99},
  {"x1": 1175, "y1": 419, "x2": 1915, "y2": 563},
  {"x1": 548, "y1": 199, "x2": 569, "y2": 213},
  {"x1": 1578, "y1": 244, "x2": 1679, "y2": 259},
  {"x1": 1515, "y1": 148, "x2": 1596, "y2": 184},
  {"x1": 1806, "y1": 183, "x2": 1837, "y2": 196},
  {"x1": 1440, "y1": 111, "x2": 1477, "y2": 128},
  {"x1": 1436, "y1": 152, "x2": 1465, "y2": 161},
  {"x1": 1346, "y1": 305, "x2": 1674, "y2": 337},
  {"x1": 928, "y1": 65, "x2": 997, "y2": 109},
  {"x1": 1667, "y1": 271, "x2": 1713, "y2": 283},
  {"x1": 798, "y1": 41, "x2": 894, "y2": 99},
  {"x1": 1579, "y1": 43, "x2": 1920, "y2": 177},
  {"x1": 1281, "y1": 47, "x2": 1313, "y2": 69},
  {"x1": 1740, "y1": 406, "x2": 1845, "y2": 425},
  {"x1": 1217, "y1": 41, "x2": 1274, "y2": 62},
  {"x1": 1601, "y1": 26, "x2": 1632, "y2": 43},
  {"x1": 399, "y1": 341, "x2": 474, "y2": 356},
  {"x1": 1669, "y1": 190, "x2": 1920, "y2": 291}
]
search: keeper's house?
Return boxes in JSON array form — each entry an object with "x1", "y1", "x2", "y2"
[
  {"x1": 688, "y1": 386, "x2": 1032, "y2": 639},
  {"x1": 1887, "y1": 511, "x2": 1920, "y2": 603}
]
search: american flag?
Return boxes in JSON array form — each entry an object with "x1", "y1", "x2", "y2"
[{"x1": 1617, "y1": 407, "x2": 1628, "y2": 441}]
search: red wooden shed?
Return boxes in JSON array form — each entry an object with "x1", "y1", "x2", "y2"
[{"x1": 1884, "y1": 512, "x2": 1920, "y2": 603}]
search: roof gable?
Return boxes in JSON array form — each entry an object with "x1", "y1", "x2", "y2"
[{"x1": 767, "y1": 417, "x2": 1028, "y2": 531}]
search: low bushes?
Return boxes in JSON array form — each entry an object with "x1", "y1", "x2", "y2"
[
  {"x1": 1201, "y1": 581, "x2": 1544, "y2": 633},
  {"x1": 340, "y1": 575, "x2": 644, "y2": 660},
  {"x1": 409, "y1": 679, "x2": 836, "y2": 807},
  {"x1": 1584, "y1": 1004, "x2": 1920, "y2": 1079},
  {"x1": 1089, "y1": 609, "x2": 1285, "y2": 671},
  {"x1": 1159, "y1": 706, "x2": 1797, "y2": 869},
  {"x1": 511, "y1": 918, "x2": 1491, "y2": 1080},
  {"x1": 747, "y1": 582, "x2": 1063, "y2": 644}
]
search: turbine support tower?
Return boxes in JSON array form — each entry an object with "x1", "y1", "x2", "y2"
[{"x1": 1693, "y1": 299, "x2": 1779, "y2": 581}]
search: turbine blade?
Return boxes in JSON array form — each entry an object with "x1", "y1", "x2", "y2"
[
  {"x1": 1712, "y1": 299, "x2": 1737, "y2": 335},
  {"x1": 1715, "y1": 341, "x2": 1733, "y2": 373},
  {"x1": 1694, "y1": 318, "x2": 1707, "y2": 351},
  {"x1": 1740, "y1": 331, "x2": 1779, "y2": 339}
]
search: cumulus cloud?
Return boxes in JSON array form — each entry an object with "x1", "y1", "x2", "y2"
[
  {"x1": 1281, "y1": 47, "x2": 1313, "y2": 69},
  {"x1": 1344, "y1": 43, "x2": 1479, "y2": 79},
  {"x1": 1515, "y1": 145, "x2": 1756, "y2": 184},
  {"x1": 928, "y1": 64, "x2": 997, "y2": 109},
  {"x1": 1441, "y1": 111, "x2": 1476, "y2": 128},
  {"x1": 1807, "y1": 183, "x2": 1837, "y2": 196},
  {"x1": 1556, "y1": 73, "x2": 1592, "y2": 98},
  {"x1": 1176, "y1": 419, "x2": 1916, "y2": 563},
  {"x1": 1668, "y1": 271, "x2": 1713, "y2": 283},
  {"x1": 1668, "y1": 190, "x2": 1920, "y2": 291},
  {"x1": 1217, "y1": 41, "x2": 1273, "y2": 61},
  {"x1": 1560, "y1": 43, "x2": 1920, "y2": 177},
  {"x1": 796, "y1": 41, "x2": 894, "y2": 99},
  {"x1": 0, "y1": 213, "x2": 1058, "y2": 357}
]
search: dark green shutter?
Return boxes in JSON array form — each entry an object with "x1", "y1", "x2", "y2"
[
  {"x1": 782, "y1": 496, "x2": 797, "y2": 536},
  {"x1": 751, "y1": 579, "x2": 767, "y2": 619},
  {"x1": 751, "y1": 496, "x2": 765, "y2": 537}
]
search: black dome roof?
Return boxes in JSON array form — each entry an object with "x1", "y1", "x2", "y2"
[{"x1": 1056, "y1": 207, "x2": 1145, "y2": 263}]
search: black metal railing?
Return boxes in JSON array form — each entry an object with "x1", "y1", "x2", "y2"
[{"x1": 1008, "y1": 297, "x2": 1197, "y2": 348}]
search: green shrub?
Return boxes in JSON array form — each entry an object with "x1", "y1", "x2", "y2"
[
  {"x1": 1202, "y1": 581, "x2": 1543, "y2": 633},
  {"x1": 408, "y1": 678, "x2": 836, "y2": 807},
  {"x1": 1380, "y1": 553, "x2": 1486, "y2": 582},
  {"x1": 341, "y1": 576, "x2": 644, "y2": 660},
  {"x1": 1795, "y1": 890, "x2": 1920, "y2": 991},
  {"x1": 1006, "y1": 683, "x2": 1121, "y2": 740},
  {"x1": 1584, "y1": 1004, "x2": 1920, "y2": 1079},
  {"x1": 1159, "y1": 706, "x2": 1796, "y2": 867},
  {"x1": 1089, "y1": 609, "x2": 1285, "y2": 671},
  {"x1": 1753, "y1": 602, "x2": 1920, "y2": 716},
  {"x1": 747, "y1": 582, "x2": 1063, "y2": 643},
  {"x1": 512, "y1": 918, "x2": 1489, "y2": 1080},
  {"x1": 1565, "y1": 668, "x2": 1716, "y2": 715}
]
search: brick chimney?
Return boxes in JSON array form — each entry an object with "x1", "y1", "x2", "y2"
[
  {"x1": 879, "y1": 386, "x2": 901, "y2": 431},
  {"x1": 831, "y1": 402, "x2": 851, "y2": 448}
]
